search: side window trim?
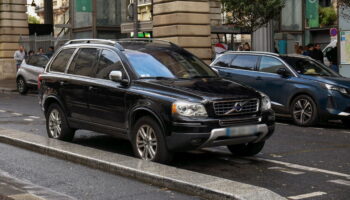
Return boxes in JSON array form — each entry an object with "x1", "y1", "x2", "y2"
[
  {"x1": 230, "y1": 54, "x2": 259, "y2": 71},
  {"x1": 66, "y1": 47, "x2": 100, "y2": 77},
  {"x1": 64, "y1": 48, "x2": 80, "y2": 74},
  {"x1": 258, "y1": 55, "x2": 297, "y2": 77},
  {"x1": 47, "y1": 48, "x2": 77, "y2": 74}
]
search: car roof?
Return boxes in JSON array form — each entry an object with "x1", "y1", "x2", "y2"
[{"x1": 222, "y1": 51, "x2": 311, "y2": 60}]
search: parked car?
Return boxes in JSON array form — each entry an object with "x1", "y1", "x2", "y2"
[
  {"x1": 323, "y1": 40, "x2": 337, "y2": 66},
  {"x1": 211, "y1": 51, "x2": 350, "y2": 127},
  {"x1": 16, "y1": 54, "x2": 49, "y2": 94},
  {"x1": 38, "y1": 39, "x2": 275, "y2": 163}
]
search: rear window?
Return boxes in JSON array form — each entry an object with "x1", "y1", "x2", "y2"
[
  {"x1": 50, "y1": 48, "x2": 76, "y2": 73},
  {"x1": 231, "y1": 55, "x2": 258, "y2": 70}
]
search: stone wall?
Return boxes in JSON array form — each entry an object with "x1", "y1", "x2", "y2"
[
  {"x1": 0, "y1": 0, "x2": 28, "y2": 80},
  {"x1": 152, "y1": 0, "x2": 212, "y2": 63}
]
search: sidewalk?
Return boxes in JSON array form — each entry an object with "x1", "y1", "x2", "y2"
[{"x1": 0, "y1": 79, "x2": 16, "y2": 93}]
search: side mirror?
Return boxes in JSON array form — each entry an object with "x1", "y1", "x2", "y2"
[
  {"x1": 276, "y1": 68, "x2": 289, "y2": 77},
  {"x1": 109, "y1": 71, "x2": 123, "y2": 82}
]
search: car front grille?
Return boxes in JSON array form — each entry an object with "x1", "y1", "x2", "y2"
[
  {"x1": 213, "y1": 99, "x2": 259, "y2": 116},
  {"x1": 219, "y1": 116, "x2": 261, "y2": 127}
]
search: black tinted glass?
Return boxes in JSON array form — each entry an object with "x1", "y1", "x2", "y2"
[
  {"x1": 50, "y1": 48, "x2": 75, "y2": 73},
  {"x1": 95, "y1": 50, "x2": 126, "y2": 80},
  {"x1": 259, "y1": 56, "x2": 286, "y2": 74},
  {"x1": 231, "y1": 55, "x2": 258, "y2": 70},
  {"x1": 213, "y1": 55, "x2": 234, "y2": 67},
  {"x1": 27, "y1": 56, "x2": 38, "y2": 66},
  {"x1": 68, "y1": 48, "x2": 99, "y2": 77}
]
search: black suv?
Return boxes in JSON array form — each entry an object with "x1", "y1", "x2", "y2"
[{"x1": 39, "y1": 39, "x2": 275, "y2": 163}]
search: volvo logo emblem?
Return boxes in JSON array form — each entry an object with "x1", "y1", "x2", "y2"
[{"x1": 224, "y1": 101, "x2": 247, "y2": 115}]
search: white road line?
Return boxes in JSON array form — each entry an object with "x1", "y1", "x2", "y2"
[
  {"x1": 288, "y1": 192, "x2": 327, "y2": 200},
  {"x1": 12, "y1": 113, "x2": 23, "y2": 116},
  {"x1": 249, "y1": 157, "x2": 350, "y2": 179},
  {"x1": 268, "y1": 167, "x2": 305, "y2": 175},
  {"x1": 276, "y1": 123, "x2": 288, "y2": 125},
  {"x1": 0, "y1": 110, "x2": 5, "y2": 113},
  {"x1": 328, "y1": 179, "x2": 350, "y2": 187},
  {"x1": 23, "y1": 118, "x2": 34, "y2": 122},
  {"x1": 29, "y1": 116, "x2": 40, "y2": 119}
]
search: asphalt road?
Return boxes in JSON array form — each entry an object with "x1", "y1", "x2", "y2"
[{"x1": 0, "y1": 93, "x2": 350, "y2": 200}]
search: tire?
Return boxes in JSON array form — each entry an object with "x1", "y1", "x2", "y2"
[
  {"x1": 227, "y1": 142, "x2": 265, "y2": 156},
  {"x1": 131, "y1": 116, "x2": 173, "y2": 163},
  {"x1": 290, "y1": 95, "x2": 318, "y2": 126},
  {"x1": 17, "y1": 77, "x2": 28, "y2": 95},
  {"x1": 45, "y1": 103, "x2": 75, "y2": 142}
]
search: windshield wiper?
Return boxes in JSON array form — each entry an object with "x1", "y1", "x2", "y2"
[{"x1": 139, "y1": 76, "x2": 175, "y2": 80}]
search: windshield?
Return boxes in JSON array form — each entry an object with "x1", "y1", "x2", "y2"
[
  {"x1": 125, "y1": 48, "x2": 217, "y2": 79},
  {"x1": 282, "y1": 56, "x2": 340, "y2": 77}
]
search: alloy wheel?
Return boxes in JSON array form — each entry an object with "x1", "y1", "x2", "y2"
[
  {"x1": 48, "y1": 109, "x2": 62, "y2": 138},
  {"x1": 17, "y1": 78, "x2": 24, "y2": 92},
  {"x1": 136, "y1": 125, "x2": 158, "y2": 160},
  {"x1": 293, "y1": 99, "x2": 313, "y2": 125}
]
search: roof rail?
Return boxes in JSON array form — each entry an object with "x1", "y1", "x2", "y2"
[
  {"x1": 226, "y1": 51, "x2": 279, "y2": 56},
  {"x1": 117, "y1": 38, "x2": 178, "y2": 47},
  {"x1": 64, "y1": 39, "x2": 124, "y2": 51}
]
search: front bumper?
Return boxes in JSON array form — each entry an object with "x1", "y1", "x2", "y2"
[
  {"x1": 319, "y1": 91, "x2": 350, "y2": 121},
  {"x1": 166, "y1": 110, "x2": 275, "y2": 151}
]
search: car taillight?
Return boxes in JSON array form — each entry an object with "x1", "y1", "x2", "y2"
[{"x1": 38, "y1": 74, "x2": 43, "y2": 89}]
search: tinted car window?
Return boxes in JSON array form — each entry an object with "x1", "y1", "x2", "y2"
[
  {"x1": 212, "y1": 54, "x2": 234, "y2": 67},
  {"x1": 259, "y1": 56, "x2": 286, "y2": 74},
  {"x1": 68, "y1": 48, "x2": 99, "y2": 77},
  {"x1": 95, "y1": 50, "x2": 126, "y2": 80},
  {"x1": 50, "y1": 48, "x2": 76, "y2": 73},
  {"x1": 231, "y1": 55, "x2": 258, "y2": 70},
  {"x1": 28, "y1": 55, "x2": 49, "y2": 68}
]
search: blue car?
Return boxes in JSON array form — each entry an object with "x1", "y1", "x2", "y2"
[{"x1": 211, "y1": 51, "x2": 350, "y2": 127}]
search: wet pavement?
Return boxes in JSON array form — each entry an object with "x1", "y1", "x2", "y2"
[{"x1": 0, "y1": 93, "x2": 350, "y2": 199}]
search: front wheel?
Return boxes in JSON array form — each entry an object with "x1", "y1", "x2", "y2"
[
  {"x1": 227, "y1": 142, "x2": 265, "y2": 156},
  {"x1": 45, "y1": 103, "x2": 75, "y2": 141},
  {"x1": 291, "y1": 95, "x2": 318, "y2": 126},
  {"x1": 131, "y1": 116, "x2": 172, "y2": 163},
  {"x1": 17, "y1": 77, "x2": 28, "y2": 95}
]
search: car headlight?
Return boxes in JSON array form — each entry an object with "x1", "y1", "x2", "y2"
[
  {"x1": 172, "y1": 101, "x2": 208, "y2": 117},
  {"x1": 324, "y1": 84, "x2": 348, "y2": 95},
  {"x1": 260, "y1": 92, "x2": 271, "y2": 111}
]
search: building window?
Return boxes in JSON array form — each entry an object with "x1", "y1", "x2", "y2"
[{"x1": 319, "y1": 0, "x2": 332, "y2": 7}]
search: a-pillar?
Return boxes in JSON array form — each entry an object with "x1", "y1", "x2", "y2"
[
  {"x1": 152, "y1": 0, "x2": 212, "y2": 63},
  {"x1": 0, "y1": 0, "x2": 28, "y2": 80}
]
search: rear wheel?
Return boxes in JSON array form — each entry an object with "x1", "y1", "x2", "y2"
[
  {"x1": 131, "y1": 116, "x2": 172, "y2": 163},
  {"x1": 227, "y1": 142, "x2": 265, "y2": 156},
  {"x1": 291, "y1": 95, "x2": 318, "y2": 126},
  {"x1": 17, "y1": 77, "x2": 28, "y2": 95},
  {"x1": 45, "y1": 103, "x2": 75, "y2": 141}
]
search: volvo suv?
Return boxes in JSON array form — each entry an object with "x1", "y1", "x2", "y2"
[
  {"x1": 211, "y1": 51, "x2": 350, "y2": 127},
  {"x1": 39, "y1": 39, "x2": 275, "y2": 163}
]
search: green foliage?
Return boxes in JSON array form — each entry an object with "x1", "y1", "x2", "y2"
[
  {"x1": 221, "y1": 0, "x2": 285, "y2": 32},
  {"x1": 319, "y1": 7, "x2": 337, "y2": 27},
  {"x1": 28, "y1": 15, "x2": 40, "y2": 24}
]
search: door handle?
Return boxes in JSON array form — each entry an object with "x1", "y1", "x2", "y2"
[{"x1": 256, "y1": 76, "x2": 263, "y2": 80}]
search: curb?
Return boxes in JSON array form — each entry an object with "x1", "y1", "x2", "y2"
[
  {"x1": 0, "y1": 88, "x2": 17, "y2": 94},
  {"x1": 0, "y1": 128, "x2": 286, "y2": 200}
]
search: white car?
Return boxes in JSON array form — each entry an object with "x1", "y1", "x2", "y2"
[{"x1": 16, "y1": 55, "x2": 49, "y2": 94}]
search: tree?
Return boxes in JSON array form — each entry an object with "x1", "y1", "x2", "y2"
[
  {"x1": 28, "y1": 15, "x2": 40, "y2": 24},
  {"x1": 221, "y1": 0, "x2": 285, "y2": 33}
]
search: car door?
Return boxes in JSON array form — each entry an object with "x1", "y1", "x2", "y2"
[
  {"x1": 63, "y1": 48, "x2": 100, "y2": 121},
  {"x1": 88, "y1": 49, "x2": 128, "y2": 131},
  {"x1": 255, "y1": 56, "x2": 296, "y2": 112},
  {"x1": 23, "y1": 55, "x2": 48, "y2": 85}
]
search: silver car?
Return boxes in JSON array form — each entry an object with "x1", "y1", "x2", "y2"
[{"x1": 16, "y1": 55, "x2": 49, "y2": 94}]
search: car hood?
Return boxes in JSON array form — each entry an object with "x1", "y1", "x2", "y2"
[
  {"x1": 135, "y1": 78, "x2": 261, "y2": 102},
  {"x1": 300, "y1": 75, "x2": 350, "y2": 88}
]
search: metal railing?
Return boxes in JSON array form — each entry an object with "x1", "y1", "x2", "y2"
[{"x1": 19, "y1": 33, "x2": 70, "y2": 53}]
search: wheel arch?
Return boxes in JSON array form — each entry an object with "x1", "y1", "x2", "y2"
[
  {"x1": 43, "y1": 96, "x2": 67, "y2": 114},
  {"x1": 129, "y1": 107, "x2": 166, "y2": 137},
  {"x1": 288, "y1": 91, "x2": 318, "y2": 111}
]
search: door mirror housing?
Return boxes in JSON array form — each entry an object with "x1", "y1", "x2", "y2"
[
  {"x1": 109, "y1": 71, "x2": 123, "y2": 82},
  {"x1": 277, "y1": 68, "x2": 289, "y2": 77}
]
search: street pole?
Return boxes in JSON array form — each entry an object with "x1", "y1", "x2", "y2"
[{"x1": 133, "y1": 0, "x2": 138, "y2": 38}]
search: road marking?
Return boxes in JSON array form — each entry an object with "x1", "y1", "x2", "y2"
[
  {"x1": 276, "y1": 123, "x2": 288, "y2": 126},
  {"x1": 29, "y1": 116, "x2": 40, "y2": 119},
  {"x1": 268, "y1": 166, "x2": 305, "y2": 175},
  {"x1": 288, "y1": 192, "x2": 327, "y2": 200},
  {"x1": 328, "y1": 179, "x2": 350, "y2": 187},
  {"x1": 23, "y1": 119, "x2": 34, "y2": 122},
  {"x1": 249, "y1": 157, "x2": 350, "y2": 179},
  {"x1": 0, "y1": 110, "x2": 5, "y2": 113},
  {"x1": 12, "y1": 113, "x2": 22, "y2": 116}
]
